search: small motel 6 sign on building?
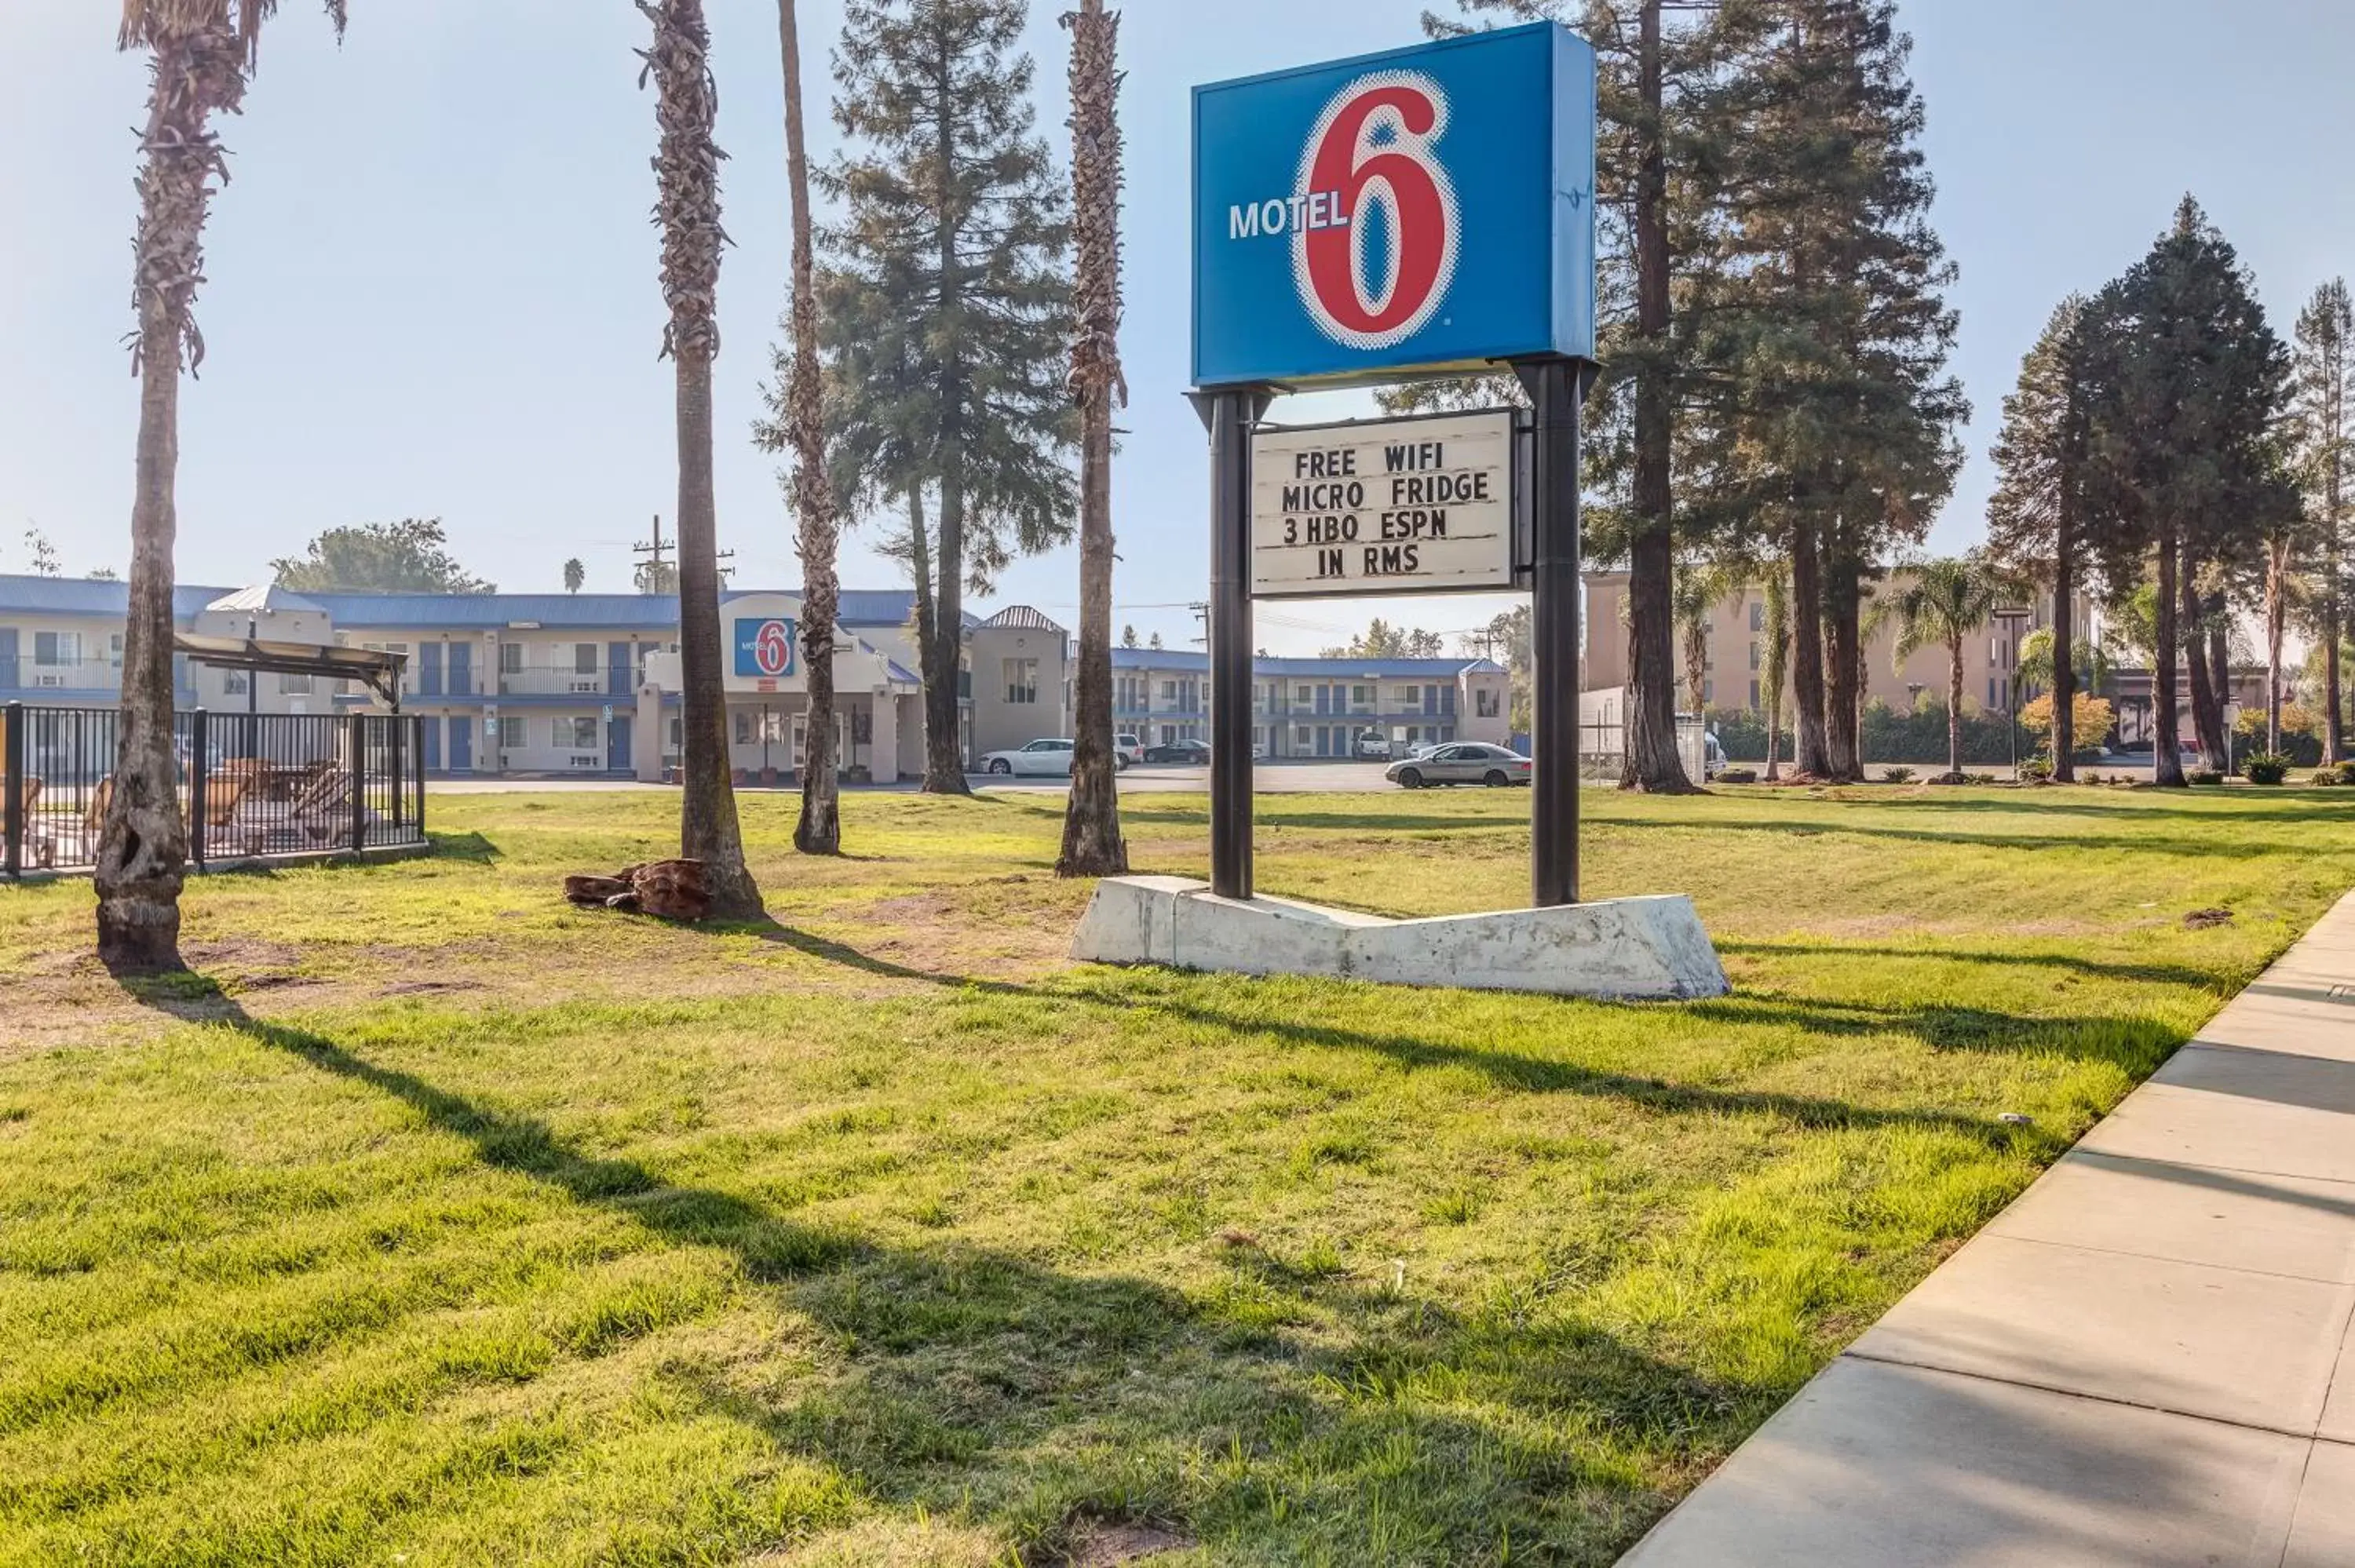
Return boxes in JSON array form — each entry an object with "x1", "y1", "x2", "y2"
[{"x1": 1191, "y1": 22, "x2": 1597, "y2": 388}]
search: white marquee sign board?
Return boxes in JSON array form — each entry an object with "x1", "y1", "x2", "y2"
[{"x1": 1251, "y1": 410, "x2": 1516, "y2": 598}]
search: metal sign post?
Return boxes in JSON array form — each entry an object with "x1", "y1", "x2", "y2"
[
  {"x1": 1517, "y1": 358, "x2": 1593, "y2": 907},
  {"x1": 1194, "y1": 386, "x2": 1273, "y2": 899}
]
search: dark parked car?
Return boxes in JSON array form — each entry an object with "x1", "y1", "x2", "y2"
[{"x1": 1142, "y1": 738, "x2": 1211, "y2": 764}]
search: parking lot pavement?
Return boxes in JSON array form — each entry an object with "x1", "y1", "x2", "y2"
[{"x1": 976, "y1": 761, "x2": 1402, "y2": 793}]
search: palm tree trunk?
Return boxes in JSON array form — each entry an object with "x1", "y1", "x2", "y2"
[
  {"x1": 778, "y1": 0, "x2": 840, "y2": 855},
  {"x1": 2179, "y1": 546, "x2": 2227, "y2": 771},
  {"x1": 1619, "y1": 0, "x2": 1692, "y2": 797},
  {"x1": 1946, "y1": 633, "x2": 1964, "y2": 781},
  {"x1": 1057, "y1": 0, "x2": 1127, "y2": 877},
  {"x1": 649, "y1": 0, "x2": 761, "y2": 918},
  {"x1": 2153, "y1": 534, "x2": 2184, "y2": 786},
  {"x1": 2266, "y1": 538, "x2": 2288, "y2": 756},
  {"x1": 2051, "y1": 536, "x2": 2076, "y2": 782},
  {"x1": 1823, "y1": 548, "x2": 1862, "y2": 782},
  {"x1": 96, "y1": 23, "x2": 246, "y2": 973},
  {"x1": 1791, "y1": 514, "x2": 1831, "y2": 778},
  {"x1": 1763, "y1": 563, "x2": 1789, "y2": 782},
  {"x1": 922, "y1": 68, "x2": 971, "y2": 797}
]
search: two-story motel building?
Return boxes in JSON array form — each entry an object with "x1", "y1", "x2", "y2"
[{"x1": 0, "y1": 575, "x2": 1511, "y2": 777}]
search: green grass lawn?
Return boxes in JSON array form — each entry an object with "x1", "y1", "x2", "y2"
[{"x1": 0, "y1": 782, "x2": 2347, "y2": 1566}]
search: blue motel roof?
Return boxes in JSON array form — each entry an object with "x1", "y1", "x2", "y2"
[{"x1": 0, "y1": 576, "x2": 953, "y2": 633}]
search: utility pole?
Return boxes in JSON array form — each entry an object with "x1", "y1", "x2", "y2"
[{"x1": 634, "y1": 513, "x2": 728, "y2": 593}]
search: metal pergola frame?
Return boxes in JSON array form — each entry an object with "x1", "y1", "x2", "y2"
[{"x1": 172, "y1": 634, "x2": 409, "y2": 710}]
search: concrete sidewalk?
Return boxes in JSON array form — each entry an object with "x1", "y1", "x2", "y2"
[{"x1": 1620, "y1": 895, "x2": 2355, "y2": 1568}]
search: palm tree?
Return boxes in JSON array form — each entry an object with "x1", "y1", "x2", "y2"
[
  {"x1": 775, "y1": 0, "x2": 842, "y2": 855},
  {"x1": 1893, "y1": 556, "x2": 2000, "y2": 782},
  {"x1": 97, "y1": 1, "x2": 348, "y2": 973},
  {"x1": 563, "y1": 557, "x2": 586, "y2": 593},
  {"x1": 1057, "y1": 0, "x2": 1128, "y2": 877},
  {"x1": 1670, "y1": 554, "x2": 1740, "y2": 720},
  {"x1": 643, "y1": 0, "x2": 761, "y2": 918}
]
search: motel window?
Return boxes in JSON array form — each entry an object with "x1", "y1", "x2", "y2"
[
  {"x1": 1161, "y1": 680, "x2": 1179, "y2": 702},
  {"x1": 33, "y1": 632, "x2": 81, "y2": 666},
  {"x1": 497, "y1": 717, "x2": 526, "y2": 749},
  {"x1": 1004, "y1": 658, "x2": 1039, "y2": 705},
  {"x1": 1749, "y1": 679, "x2": 1761, "y2": 709},
  {"x1": 1353, "y1": 684, "x2": 1374, "y2": 706},
  {"x1": 1750, "y1": 601, "x2": 1765, "y2": 632},
  {"x1": 575, "y1": 643, "x2": 599, "y2": 675},
  {"x1": 734, "y1": 710, "x2": 754, "y2": 745},
  {"x1": 223, "y1": 669, "x2": 249, "y2": 696},
  {"x1": 279, "y1": 673, "x2": 313, "y2": 695},
  {"x1": 553, "y1": 717, "x2": 597, "y2": 749},
  {"x1": 1750, "y1": 641, "x2": 1762, "y2": 671},
  {"x1": 1476, "y1": 687, "x2": 1501, "y2": 719},
  {"x1": 1294, "y1": 725, "x2": 1310, "y2": 746},
  {"x1": 1296, "y1": 684, "x2": 1312, "y2": 704},
  {"x1": 108, "y1": 633, "x2": 125, "y2": 666},
  {"x1": 499, "y1": 642, "x2": 524, "y2": 674},
  {"x1": 1395, "y1": 684, "x2": 1418, "y2": 706},
  {"x1": 668, "y1": 717, "x2": 684, "y2": 748},
  {"x1": 1702, "y1": 679, "x2": 1714, "y2": 705}
]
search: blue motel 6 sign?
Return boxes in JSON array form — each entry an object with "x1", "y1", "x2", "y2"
[{"x1": 1192, "y1": 23, "x2": 1597, "y2": 389}]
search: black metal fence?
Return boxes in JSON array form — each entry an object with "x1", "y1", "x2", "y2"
[{"x1": 2, "y1": 704, "x2": 425, "y2": 879}]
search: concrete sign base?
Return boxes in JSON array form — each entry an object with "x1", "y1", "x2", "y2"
[{"x1": 1071, "y1": 876, "x2": 1729, "y2": 1001}]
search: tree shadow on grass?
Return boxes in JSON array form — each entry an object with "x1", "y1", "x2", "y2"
[
  {"x1": 1717, "y1": 939, "x2": 2225, "y2": 993},
  {"x1": 1603, "y1": 815, "x2": 2291, "y2": 859},
  {"x1": 424, "y1": 830, "x2": 500, "y2": 864},
  {"x1": 746, "y1": 924, "x2": 2041, "y2": 1145},
  {"x1": 101, "y1": 972, "x2": 1757, "y2": 1565}
]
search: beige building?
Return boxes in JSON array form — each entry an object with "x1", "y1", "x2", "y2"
[{"x1": 1582, "y1": 568, "x2": 2094, "y2": 719}]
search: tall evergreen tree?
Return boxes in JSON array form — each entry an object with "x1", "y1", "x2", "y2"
[
  {"x1": 823, "y1": 0, "x2": 1076, "y2": 794},
  {"x1": 644, "y1": 0, "x2": 761, "y2": 917},
  {"x1": 1428, "y1": 0, "x2": 1747, "y2": 793},
  {"x1": 2295, "y1": 279, "x2": 2353, "y2": 764},
  {"x1": 1985, "y1": 295, "x2": 2094, "y2": 781},
  {"x1": 2082, "y1": 198, "x2": 2291, "y2": 786},
  {"x1": 1057, "y1": 0, "x2": 1128, "y2": 877},
  {"x1": 1692, "y1": 0, "x2": 1965, "y2": 782}
]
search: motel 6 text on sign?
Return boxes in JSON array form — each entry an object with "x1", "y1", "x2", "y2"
[{"x1": 1192, "y1": 22, "x2": 1596, "y2": 388}]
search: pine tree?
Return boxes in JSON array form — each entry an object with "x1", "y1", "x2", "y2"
[
  {"x1": 1423, "y1": 0, "x2": 1748, "y2": 793},
  {"x1": 2081, "y1": 198, "x2": 2292, "y2": 786},
  {"x1": 1985, "y1": 295, "x2": 2094, "y2": 781},
  {"x1": 1692, "y1": 0, "x2": 1965, "y2": 782},
  {"x1": 821, "y1": 0, "x2": 1076, "y2": 795},
  {"x1": 2295, "y1": 279, "x2": 2353, "y2": 763}
]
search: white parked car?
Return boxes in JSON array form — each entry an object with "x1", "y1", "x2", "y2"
[
  {"x1": 978, "y1": 738, "x2": 1130, "y2": 776},
  {"x1": 1115, "y1": 732, "x2": 1145, "y2": 766},
  {"x1": 981, "y1": 738, "x2": 1074, "y2": 776}
]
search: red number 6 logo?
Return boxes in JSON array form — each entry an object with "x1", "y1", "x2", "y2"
[
  {"x1": 1293, "y1": 72, "x2": 1459, "y2": 351},
  {"x1": 754, "y1": 620, "x2": 793, "y2": 676}
]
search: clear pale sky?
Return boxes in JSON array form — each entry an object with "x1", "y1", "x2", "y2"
[{"x1": 5, "y1": 1, "x2": 2353, "y2": 654}]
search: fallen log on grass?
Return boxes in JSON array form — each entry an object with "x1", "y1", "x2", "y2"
[{"x1": 562, "y1": 859, "x2": 710, "y2": 921}]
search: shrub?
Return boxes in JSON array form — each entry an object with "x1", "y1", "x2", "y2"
[
  {"x1": 2017, "y1": 756, "x2": 2054, "y2": 784},
  {"x1": 1962, "y1": 771, "x2": 1999, "y2": 786},
  {"x1": 2019, "y1": 693, "x2": 2117, "y2": 754},
  {"x1": 1716, "y1": 767, "x2": 1758, "y2": 785},
  {"x1": 2187, "y1": 770, "x2": 2226, "y2": 787},
  {"x1": 1881, "y1": 765, "x2": 1916, "y2": 784},
  {"x1": 2243, "y1": 753, "x2": 2290, "y2": 786}
]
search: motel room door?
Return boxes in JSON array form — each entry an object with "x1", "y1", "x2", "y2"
[
  {"x1": 448, "y1": 716, "x2": 473, "y2": 773},
  {"x1": 607, "y1": 715, "x2": 633, "y2": 774}
]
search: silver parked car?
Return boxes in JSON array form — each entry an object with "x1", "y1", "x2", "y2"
[{"x1": 1386, "y1": 742, "x2": 1533, "y2": 789}]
